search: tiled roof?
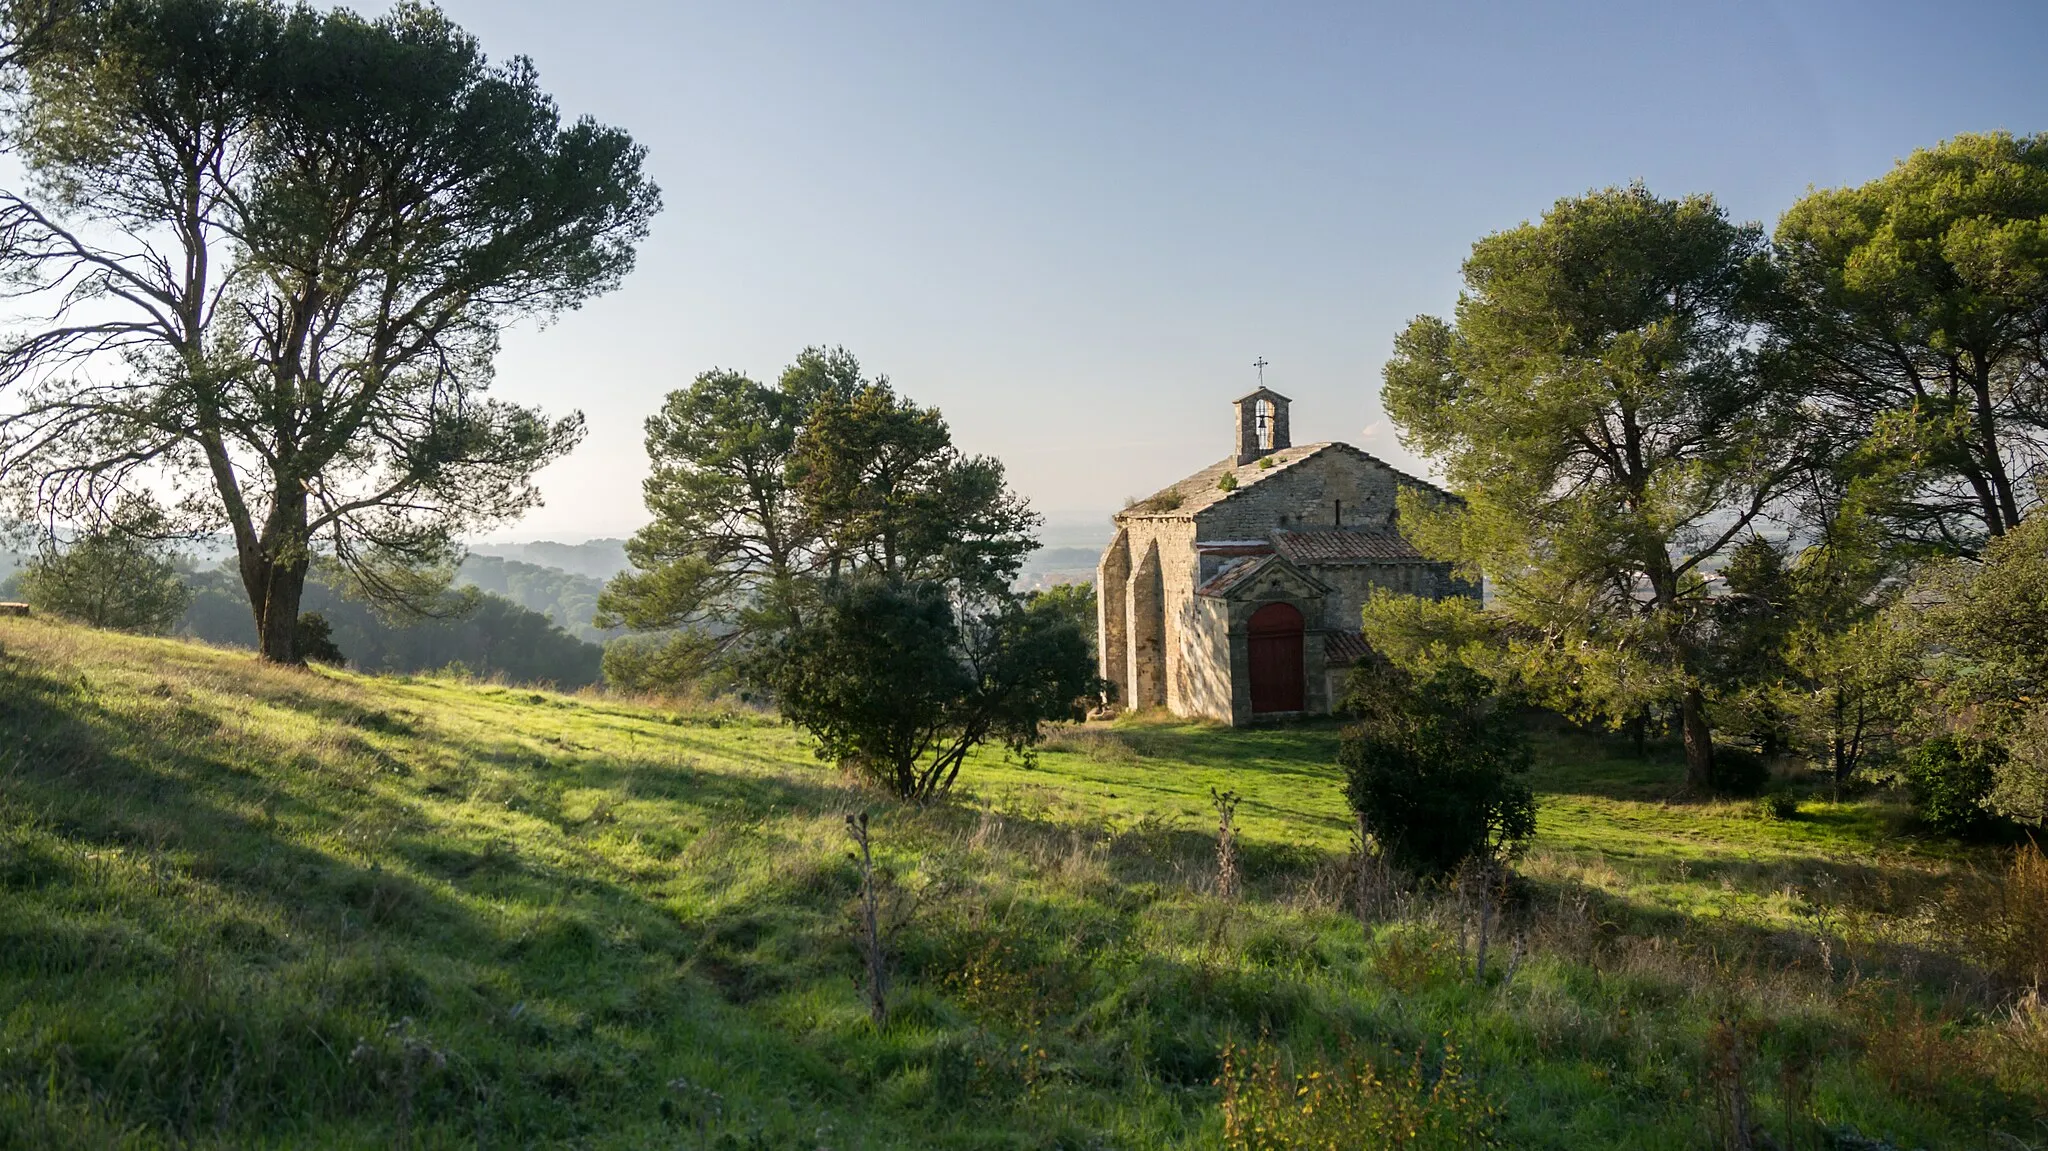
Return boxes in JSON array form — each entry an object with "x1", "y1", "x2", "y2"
[
  {"x1": 1324, "y1": 631, "x2": 1375, "y2": 666},
  {"x1": 1196, "y1": 554, "x2": 1277, "y2": 598},
  {"x1": 1273, "y1": 528, "x2": 1429, "y2": 565}
]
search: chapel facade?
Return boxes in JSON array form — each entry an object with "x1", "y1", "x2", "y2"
[{"x1": 1096, "y1": 388, "x2": 1470, "y2": 724}]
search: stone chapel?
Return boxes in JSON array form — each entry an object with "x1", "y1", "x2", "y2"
[{"x1": 1096, "y1": 388, "x2": 1471, "y2": 724}]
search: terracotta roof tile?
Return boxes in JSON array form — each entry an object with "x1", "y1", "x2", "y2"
[
  {"x1": 1325, "y1": 631, "x2": 1374, "y2": 666},
  {"x1": 1273, "y1": 528, "x2": 1429, "y2": 564},
  {"x1": 1196, "y1": 554, "x2": 1277, "y2": 598}
]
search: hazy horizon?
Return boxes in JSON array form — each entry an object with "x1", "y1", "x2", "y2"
[{"x1": 357, "y1": 0, "x2": 2047, "y2": 542}]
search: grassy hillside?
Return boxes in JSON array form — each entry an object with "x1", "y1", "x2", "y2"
[{"x1": 1, "y1": 618, "x2": 2042, "y2": 1149}]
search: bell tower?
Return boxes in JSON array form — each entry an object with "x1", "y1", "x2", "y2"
[{"x1": 1234, "y1": 387, "x2": 1291, "y2": 465}]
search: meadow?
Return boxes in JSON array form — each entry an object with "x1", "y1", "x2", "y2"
[{"x1": 0, "y1": 615, "x2": 2042, "y2": 1149}]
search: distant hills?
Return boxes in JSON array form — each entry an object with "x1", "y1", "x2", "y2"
[{"x1": 468, "y1": 538, "x2": 631, "y2": 581}]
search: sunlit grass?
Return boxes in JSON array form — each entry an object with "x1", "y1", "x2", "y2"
[{"x1": 0, "y1": 616, "x2": 2040, "y2": 1149}]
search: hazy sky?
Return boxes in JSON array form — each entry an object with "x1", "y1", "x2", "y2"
[{"x1": 375, "y1": 1, "x2": 2048, "y2": 545}]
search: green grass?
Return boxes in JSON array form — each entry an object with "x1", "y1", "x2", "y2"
[{"x1": 1, "y1": 617, "x2": 2042, "y2": 1148}]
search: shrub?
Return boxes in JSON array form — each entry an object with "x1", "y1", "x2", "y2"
[
  {"x1": 17, "y1": 527, "x2": 190, "y2": 634},
  {"x1": 1904, "y1": 735, "x2": 2006, "y2": 837},
  {"x1": 1708, "y1": 744, "x2": 1770, "y2": 796},
  {"x1": 293, "y1": 612, "x2": 347, "y2": 666},
  {"x1": 771, "y1": 576, "x2": 1102, "y2": 801},
  {"x1": 1217, "y1": 472, "x2": 1238, "y2": 492},
  {"x1": 1339, "y1": 662, "x2": 1533, "y2": 876},
  {"x1": 1753, "y1": 790, "x2": 1799, "y2": 821}
]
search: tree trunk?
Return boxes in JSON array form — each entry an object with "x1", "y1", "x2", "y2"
[
  {"x1": 1680, "y1": 686, "x2": 1715, "y2": 789},
  {"x1": 238, "y1": 495, "x2": 311, "y2": 664},
  {"x1": 247, "y1": 555, "x2": 309, "y2": 663}
]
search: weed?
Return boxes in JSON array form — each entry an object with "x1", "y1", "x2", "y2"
[{"x1": 1217, "y1": 1038, "x2": 1499, "y2": 1149}]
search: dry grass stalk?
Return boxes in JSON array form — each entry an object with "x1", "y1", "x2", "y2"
[
  {"x1": 1211, "y1": 788, "x2": 1242, "y2": 902},
  {"x1": 846, "y1": 812, "x2": 889, "y2": 1027}
]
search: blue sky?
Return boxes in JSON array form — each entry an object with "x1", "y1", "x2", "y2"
[{"x1": 388, "y1": 1, "x2": 2048, "y2": 544}]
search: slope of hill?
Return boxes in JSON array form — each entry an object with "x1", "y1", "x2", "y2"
[{"x1": 0, "y1": 618, "x2": 2041, "y2": 1148}]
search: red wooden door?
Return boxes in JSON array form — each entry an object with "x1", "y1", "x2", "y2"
[{"x1": 1247, "y1": 602, "x2": 1305, "y2": 713}]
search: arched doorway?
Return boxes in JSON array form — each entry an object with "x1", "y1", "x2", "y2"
[{"x1": 1247, "y1": 602, "x2": 1305, "y2": 714}]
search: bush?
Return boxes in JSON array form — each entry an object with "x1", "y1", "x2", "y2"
[
  {"x1": 18, "y1": 528, "x2": 190, "y2": 634},
  {"x1": 1708, "y1": 744, "x2": 1770, "y2": 796},
  {"x1": 1753, "y1": 790, "x2": 1799, "y2": 821},
  {"x1": 1339, "y1": 662, "x2": 1533, "y2": 876},
  {"x1": 293, "y1": 612, "x2": 346, "y2": 666},
  {"x1": 772, "y1": 576, "x2": 1102, "y2": 801},
  {"x1": 1904, "y1": 736, "x2": 2006, "y2": 837}
]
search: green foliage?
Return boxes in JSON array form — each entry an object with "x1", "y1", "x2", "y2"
[
  {"x1": 1357, "y1": 587, "x2": 1510, "y2": 684},
  {"x1": 1217, "y1": 472, "x2": 1238, "y2": 491},
  {"x1": 791, "y1": 380, "x2": 1038, "y2": 595},
  {"x1": 1753, "y1": 791, "x2": 1799, "y2": 822},
  {"x1": 291, "y1": 611, "x2": 344, "y2": 666},
  {"x1": 771, "y1": 576, "x2": 1100, "y2": 801},
  {"x1": 1903, "y1": 736, "x2": 2007, "y2": 838},
  {"x1": 1129, "y1": 487, "x2": 1183, "y2": 513},
  {"x1": 1025, "y1": 580, "x2": 1097, "y2": 648},
  {"x1": 598, "y1": 353, "x2": 858, "y2": 654},
  {"x1": 0, "y1": 0, "x2": 657, "y2": 659},
  {"x1": 1775, "y1": 132, "x2": 2048, "y2": 552},
  {"x1": 1382, "y1": 184, "x2": 1805, "y2": 787},
  {"x1": 599, "y1": 631, "x2": 722, "y2": 695},
  {"x1": 1900, "y1": 509, "x2": 2048, "y2": 826},
  {"x1": 602, "y1": 349, "x2": 1039, "y2": 694},
  {"x1": 17, "y1": 527, "x2": 190, "y2": 634},
  {"x1": 1339, "y1": 662, "x2": 1534, "y2": 875},
  {"x1": 455, "y1": 555, "x2": 613, "y2": 643}
]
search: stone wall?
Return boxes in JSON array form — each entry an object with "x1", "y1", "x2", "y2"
[
  {"x1": 1174, "y1": 595, "x2": 1235, "y2": 722},
  {"x1": 1311, "y1": 562, "x2": 1451, "y2": 631},
  {"x1": 1195, "y1": 446, "x2": 1405, "y2": 540},
  {"x1": 1113, "y1": 517, "x2": 1199, "y2": 714},
  {"x1": 1126, "y1": 538, "x2": 1165, "y2": 708},
  {"x1": 1096, "y1": 529, "x2": 1131, "y2": 705}
]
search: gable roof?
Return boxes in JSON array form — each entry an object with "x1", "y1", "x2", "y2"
[
  {"x1": 1195, "y1": 552, "x2": 1332, "y2": 600},
  {"x1": 1115, "y1": 441, "x2": 1452, "y2": 522}
]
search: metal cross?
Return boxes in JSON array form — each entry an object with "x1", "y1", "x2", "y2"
[{"x1": 1252, "y1": 357, "x2": 1268, "y2": 386}]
